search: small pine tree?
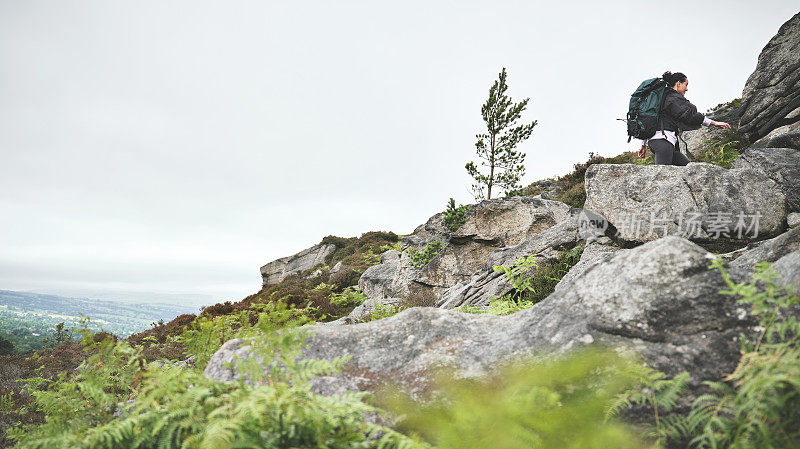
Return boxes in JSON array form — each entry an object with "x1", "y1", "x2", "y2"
[{"x1": 466, "y1": 68, "x2": 537, "y2": 200}]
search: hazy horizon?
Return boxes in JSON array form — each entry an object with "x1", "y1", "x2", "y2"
[
  {"x1": 11, "y1": 287, "x2": 213, "y2": 308},
  {"x1": 1, "y1": 1, "x2": 797, "y2": 304}
]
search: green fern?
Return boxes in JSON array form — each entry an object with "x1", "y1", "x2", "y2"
[
  {"x1": 329, "y1": 287, "x2": 367, "y2": 309},
  {"x1": 608, "y1": 365, "x2": 689, "y2": 444},
  {"x1": 674, "y1": 259, "x2": 800, "y2": 448},
  {"x1": 612, "y1": 259, "x2": 800, "y2": 448},
  {"x1": 10, "y1": 300, "x2": 425, "y2": 449},
  {"x1": 382, "y1": 348, "x2": 652, "y2": 449},
  {"x1": 364, "y1": 299, "x2": 405, "y2": 322}
]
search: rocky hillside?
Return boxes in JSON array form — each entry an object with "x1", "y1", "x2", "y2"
[
  {"x1": 7, "y1": 12, "x2": 799, "y2": 449},
  {"x1": 206, "y1": 10, "x2": 800, "y2": 426}
]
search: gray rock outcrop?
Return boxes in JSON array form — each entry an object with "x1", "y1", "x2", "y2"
[
  {"x1": 789, "y1": 212, "x2": 800, "y2": 228},
  {"x1": 358, "y1": 250, "x2": 418, "y2": 300},
  {"x1": 739, "y1": 12, "x2": 800, "y2": 141},
  {"x1": 260, "y1": 243, "x2": 336, "y2": 286},
  {"x1": 730, "y1": 227, "x2": 800, "y2": 272},
  {"x1": 751, "y1": 126, "x2": 800, "y2": 150},
  {"x1": 206, "y1": 236, "x2": 760, "y2": 398},
  {"x1": 437, "y1": 212, "x2": 587, "y2": 308},
  {"x1": 360, "y1": 197, "x2": 574, "y2": 305},
  {"x1": 583, "y1": 163, "x2": 786, "y2": 245},
  {"x1": 415, "y1": 198, "x2": 571, "y2": 299},
  {"x1": 730, "y1": 146, "x2": 800, "y2": 213},
  {"x1": 728, "y1": 227, "x2": 800, "y2": 290}
]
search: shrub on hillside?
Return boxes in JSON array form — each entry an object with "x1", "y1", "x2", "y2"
[{"x1": 322, "y1": 231, "x2": 400, "y2": 267}]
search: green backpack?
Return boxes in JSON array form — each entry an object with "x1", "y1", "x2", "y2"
[{"x1": 625, "y1": 77, "x2": 667, "y2": 142}]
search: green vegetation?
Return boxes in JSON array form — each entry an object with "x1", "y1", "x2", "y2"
[
  {"x1": 466, "y1": 68, "x2": 537, "y2": 200},
  {"x1": 693, "y1": 129, "x2": 747, "y2": 169},
  {"x1": 608, "y1": 367, "x2": 690, "y2": 445},
  {"x1": 611, "y1": 260, "x2": 800, "y2": 448},
  {"x1": 488, "y1": 254, "x2": 540, "y2": 314},
  {"x1": 689, "y1": 127, "x2": 748, "y2": 169},
  {"x1": 3, "y1": 253, "x2": 798, "y2": 448},
  {"x1": 382, "y1": 349, "x2": 649, "y2": 449},
  {"x1": 6, "y1": 300, "x2": 420, "y2": 449},
  {"x1": 322, "y1": 231, "x2": 400, "y2": 266},
  {"x1": 635, "y1": 154, "x2": 655, "y2": 166},
  {"x1": 364, "y1": 299, "x2": 407, "y2": 322},
  {"x1": 329, "y1": 286, "x2": 367, "y2": 310},
  {"x1": 192, "y1": 231, "x2": 399, "y2": 325},
  {"x1": 408, "y1": 240, "x2": 445, "y2": 269},
  {"x1": 320, "y1": 231, "x2": 400, "y2": 289},
  {"x1": 710, "y1": 98, "x2": 742, "y2": 112},
  {"x1": 465, "y1": 246, "x2": 584, "y2": 316},
  {"x1": 677, "y1": 260, "x2": 800, "y2": 448},
  {"x1": 442, "y1": 198, "x2": 472, "y2": 232},
  {"x1": 380, "y1": 241, "x2": 402, "y2": 252},
  {"x1": 698, "y1": 139, "x2": 740, "y2": 168}
]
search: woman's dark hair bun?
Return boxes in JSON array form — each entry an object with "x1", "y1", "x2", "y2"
[{"x1": 663, "y1": 71, "x2": 687, "y2": 87}]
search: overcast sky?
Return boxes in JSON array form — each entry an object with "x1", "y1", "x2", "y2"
[{"x1": 1, "y1": 1, "x2": 797, "y2": 305}]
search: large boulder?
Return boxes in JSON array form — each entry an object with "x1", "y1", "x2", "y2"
[
  {"x1": 730, "y1": 147, "x2": 800, "y2": 213},
  {"x1": 730, "y1": 227, "x2": 800, "y2": 271},
  {"x1": 414, "y1": 198, "x2": 571, "y2": 300},
  {"x1": 358, "y1": 250, "x2": 417, "y2": 301},
  {"x1": 260, "y1": 243, "x2": 336, "y2": 287},
  {"x1": 360, "y1": 197, "x2": 573, "y2": 304},
  {"x1": 738, "y1": 12, "x2": 800, "y2": 141},
  {"x1": 206, "y1": 236, "x2": 758, "y2": 398},
  {"x1": 583, "y1": 163, "x2": 786, "y2": 247},
  {"x1": 728, "y1": 227, "x2": 800, "y2": 290},
  {"x1": 772, "y1": 251, "x2": 800, "y2": 288},
  {"x1": 437, "y1": 212, "x2": 588, "y2": 309},
  {"x1": 751, "y1": 126, "x2": 800, "y2": 151}
]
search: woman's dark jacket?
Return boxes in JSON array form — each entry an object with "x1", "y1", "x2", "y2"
[{"x1": 659, "y1": 89, "x2": 705, "y2": 133}]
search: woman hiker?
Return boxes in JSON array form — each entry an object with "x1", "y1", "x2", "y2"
[{"x1": 638, "y1": 71, "x2": 731, "y2": 165}]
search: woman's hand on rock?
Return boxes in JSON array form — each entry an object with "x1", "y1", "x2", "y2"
[{"x1": 712, "y1": 121, "x2": 732, "y2": 129}]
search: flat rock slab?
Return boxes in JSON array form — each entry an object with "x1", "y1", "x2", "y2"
[
  {"x1": 206, "y1": 236, "x2": 758, "y2": 398},
  {"x1": 584, "y1": 163, "x2": 786, "y2": 245}
]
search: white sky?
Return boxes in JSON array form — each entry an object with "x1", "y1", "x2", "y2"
[{"x1": 1, "y1": 1, "x2": 797, "y2": 304}]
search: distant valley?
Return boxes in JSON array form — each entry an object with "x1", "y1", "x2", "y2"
[{"x1": 0, "y1": 290, "x2": 199, "y2": 353}]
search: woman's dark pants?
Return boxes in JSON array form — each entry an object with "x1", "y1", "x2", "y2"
[{"x1": 648, "y1": 138, "x2": 690, "y2": 166}]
